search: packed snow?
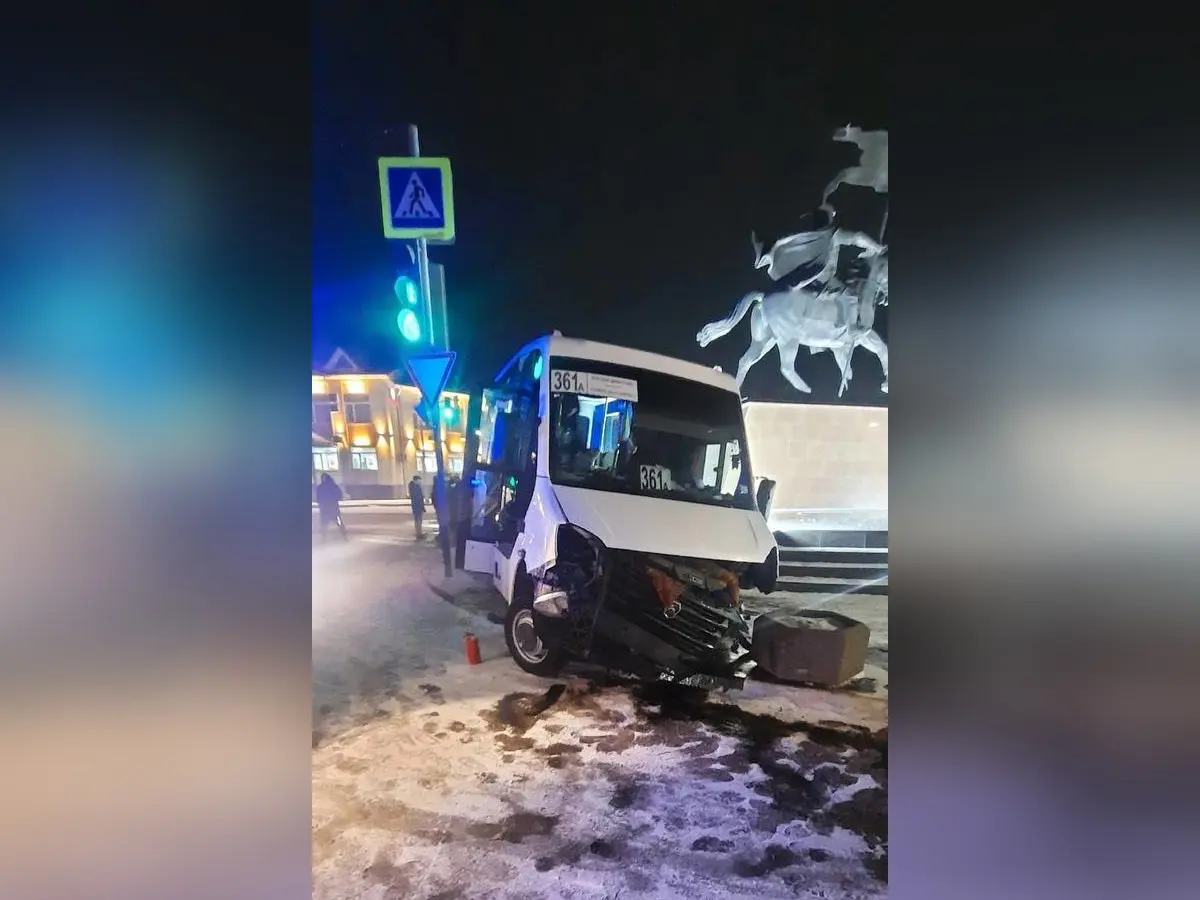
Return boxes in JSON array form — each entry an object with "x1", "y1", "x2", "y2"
[{"x1": 312, "y1": 530, "x2": 887, "y2": 899}]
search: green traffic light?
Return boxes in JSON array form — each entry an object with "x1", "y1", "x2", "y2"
[
  {"x1": 397, "y1": 308, "x2": 422, "y2": 342},
  {"x1": 394, "y1": 275, "x2": 418, "y2": 306}
]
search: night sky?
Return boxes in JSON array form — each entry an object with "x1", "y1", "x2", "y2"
[{"x1": 314, "y1": 8, "x2": 886, "y2": 404}]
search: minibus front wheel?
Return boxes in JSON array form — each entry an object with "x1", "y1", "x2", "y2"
[{"x1": 505, "y1": 582, "x2": 568, "y2": 677}]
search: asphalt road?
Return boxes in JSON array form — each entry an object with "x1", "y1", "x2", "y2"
[
  {"x1": 311, "y1": 513, "x2": 888, "y2": 898},
  {"x1": 311, "y1": 504, "x2": 434, "y2": 542}
]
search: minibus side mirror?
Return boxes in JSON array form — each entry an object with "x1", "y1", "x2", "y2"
[{"x1": 755, "y1": 478, "x2": 777, "y2": 519}]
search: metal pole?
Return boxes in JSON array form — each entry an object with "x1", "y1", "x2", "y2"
[
  {"x1": 434, "y1": 264, "x2": 450, "y2": 351},
  {"x1": 408, "y1": 125, "x2": 436, "y2": 345},
  {"x1": 409, "y1": 123, "x2": 453, "y2": 578}
]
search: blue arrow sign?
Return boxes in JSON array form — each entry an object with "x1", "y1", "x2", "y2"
[
  {"x1": 378, "y1": 157, "x2": 455, "y2": 242},
  {"x1": 405, "y1": 351, "x2": 456, "y2": 411}
]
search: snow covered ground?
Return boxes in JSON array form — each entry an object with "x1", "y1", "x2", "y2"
[{"x1": 312, "y1": 532, "x2": 887, "y2": 899}]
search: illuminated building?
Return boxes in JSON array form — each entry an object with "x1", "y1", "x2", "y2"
[{"x1": 312, "y1": 348, "x2": 469, "y2": 499}]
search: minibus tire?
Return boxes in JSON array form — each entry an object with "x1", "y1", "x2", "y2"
[{"x1": 505, "y1": 588, "x2": 567, "y2": 677}]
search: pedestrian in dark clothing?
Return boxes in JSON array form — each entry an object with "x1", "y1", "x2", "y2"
[
  {"x1": 409, "y1": 474, "x2": 426, "y2": 538},
  {"x1": 315, "y1": 474, "x2": 347, "y2": 541}
]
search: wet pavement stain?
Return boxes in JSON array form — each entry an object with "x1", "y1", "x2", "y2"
[
  {"x1": 608, "y1": 777, "x2": 645, "y2": 810},
  {"x1": 628, "y1": 682, "x2": 888, "y2": 844},
  {"x1": 329, "y1": 673, "x2": 886, "y2": 889},
  {"x1": 533, "y1": 842, "x2": 585, "y2": 872},
  {"x1": 494, "y1": 733, "x2": 536, "y2": 752},
  {"x1": 822, "y1": 786, "x2": 887, "y2": 849},
  {"x1": 418, "y1": 683, "x2": 446, "y2": 705},
  {"x1": 588, "y1": 838, "x2": 619, "y2": 858},
  {"x1": 580, "y1": 729, "x2": 635, "y2": 753},
  {"x1": 362, "y1": 853, "x2": 422, "y2": 895},
  {"x1": 481, "y1": 684, "x2": 567, "y2": 734},
  {"x1": 691, "y1": 835, "x2": 735, "y2": 853},
  {"x1": 538, "y1": 742, "x2": 583, "y2": 757},
  {"x1": 684, "y1": 758, "x2": 738, "y2": 783},
  {"x1": 633, "y1": 683, "x2": 885, "y2": 752},
  {"x1": 732, "y1": 844, "x2": 798, "y2": 878},
  {"x1": 863, "y1": 850, "x2": 888, "y2": 882},
  {"x1": 537, "y1": 741, "x2": 584, "y2": 769},
  {"x1": 533, "y1": 836, "x2": 621, "y2": 873},
  {"x1": 464, "y1": 811, "x2": 559, "y2": 844},
  {"x1": 333, "y1": 755, "x2": 370, "y2": 774}
]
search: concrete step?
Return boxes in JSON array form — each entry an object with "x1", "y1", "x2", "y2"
[
  {"x1": 776, "y1": 574, "x2": 890, "y2": 596},
  {"x1": 779, "y1": 546, "x2": 888, "y2": 566},
  {"x1": 774, "y1": 529, "x2": 888, "y2": 550},
  {"x1": 780, "y1": 562, "x2": 888, "y2": 581}
]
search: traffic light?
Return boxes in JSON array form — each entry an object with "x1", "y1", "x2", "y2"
[
  {"x1": 391, "y1": 242, "x2": 448, "y2": 350},
  {"x1": 394, "y1": 272, "x2": 422, "y2": 343}
]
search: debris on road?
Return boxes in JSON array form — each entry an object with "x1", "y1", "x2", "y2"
[{"x1": 751, "y1": 610, "x2": 871, "y2": 687}]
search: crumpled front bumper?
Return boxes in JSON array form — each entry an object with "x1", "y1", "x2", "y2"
[{"x1": 538, "y1": 545, "x2": 756, "y2": 688}]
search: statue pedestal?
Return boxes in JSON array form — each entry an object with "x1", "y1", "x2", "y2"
[{"x1": 743, "y1": 400, "x2": 888, "y2": 544}]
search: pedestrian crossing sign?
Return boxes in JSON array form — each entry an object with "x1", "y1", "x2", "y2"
[{"x1": 378, "y1": 156, "x2": 455, "y2": 242}]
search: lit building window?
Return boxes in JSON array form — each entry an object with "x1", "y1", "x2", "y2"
[
  {"x1": 345, "y1": 394, "x2": 373, "y2": 424},
  {"x1": 350, "y1": 448, "x2": 379, "y2": 471},
  {"x1": 417, "y1": 451, "x2": 438, "y2": 474},
  {"x1": 312, "y1": 394, "x2": 339, "y2": 436},
  {"x1": 312, "y1": 447, "x2": 339, "y2": 471}
]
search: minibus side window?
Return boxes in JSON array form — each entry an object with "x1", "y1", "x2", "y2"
[{"x1": 469, "y1": 370, "x2": 539, "y2": 547}]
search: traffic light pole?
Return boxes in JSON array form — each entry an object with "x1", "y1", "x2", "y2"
[
  {"x1": 408, "y1": 125, "x2": 436, "y2": 350},
  {"x1": 409, "y1": 124, "x2": 453, "y2": 578}
]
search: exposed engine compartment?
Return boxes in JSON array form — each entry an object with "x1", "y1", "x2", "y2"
[{"x1": 530, "y1": 525, "x2": 759, "y2": 689}]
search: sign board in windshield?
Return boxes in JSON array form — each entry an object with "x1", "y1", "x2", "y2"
[{"x1": 549, "y1": 369, "x2": 639, "y2": 402}]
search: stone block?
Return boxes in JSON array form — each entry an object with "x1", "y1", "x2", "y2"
[{"x1": 751, "y1": 610, "x2": 870, "y2": 687}]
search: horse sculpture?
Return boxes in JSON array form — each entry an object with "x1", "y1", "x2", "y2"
[
  {"x1": 697, "y1": 251, "x2": 888, "y2": 396},
  {"x1": 698, "y1": 123, "x2": 889, "y2": 397}
]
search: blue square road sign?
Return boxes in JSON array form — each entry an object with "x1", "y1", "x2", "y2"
[{"x1": 378, "y1": 157, "x2": 455, "y2": 242}]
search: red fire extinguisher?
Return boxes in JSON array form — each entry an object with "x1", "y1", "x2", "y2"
[{"x1": 464, "y1": 632, "x2": 482, "y2": 665}]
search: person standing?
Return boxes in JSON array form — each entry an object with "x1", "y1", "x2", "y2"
[
  {"x1": 315, "y1": 473, "x2": 347, "y2": 541},
  {"x1": 409, "y1": 473, "x2": 426, "y2": 538}
]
